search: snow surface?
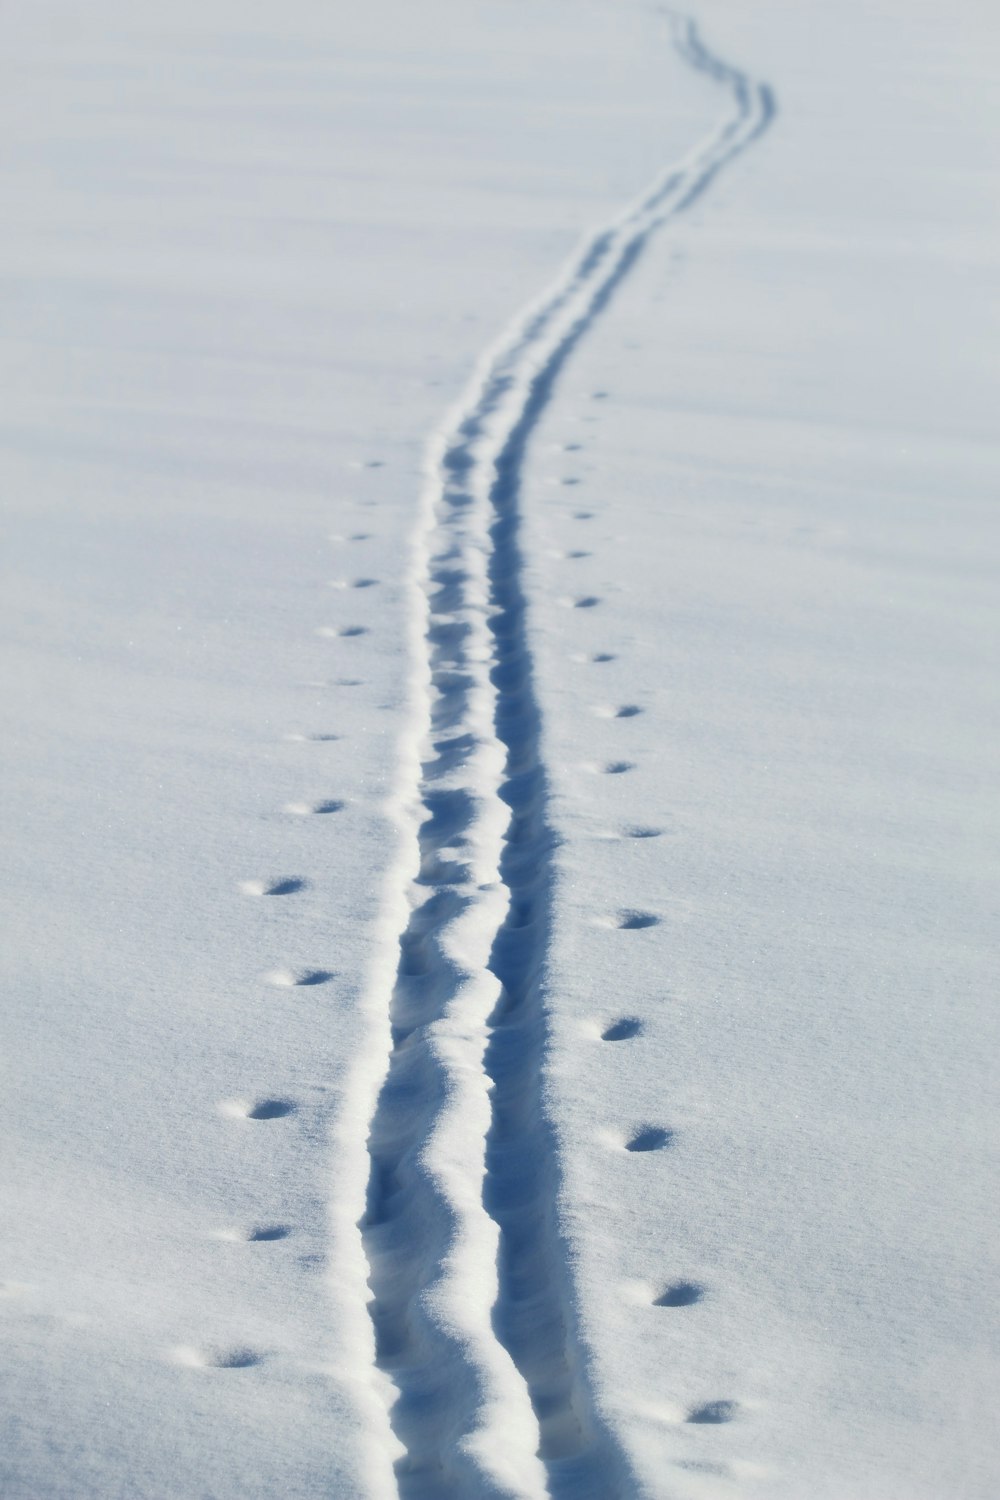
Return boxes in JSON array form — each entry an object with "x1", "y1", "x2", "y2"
[{"x1": 1, "y1": 1, "x2": 998, "y2": 1498}]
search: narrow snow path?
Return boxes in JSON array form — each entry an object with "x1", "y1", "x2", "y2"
[{"x1": 359, "y1": 16, "x2": 774, "y2": 1497}]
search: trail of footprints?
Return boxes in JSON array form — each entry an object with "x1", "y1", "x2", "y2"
[
  {"x1": 178, "y1": 452, "x2": 742, "y2": 1451},
  {"x1": 557, "y1": 429, "x2": 741, "y2": 1439},
  {"x1": 173, "y1": 17, "x2": 771, "y2": 1482},
  {"x1": 176, "y1": 521, "x2": 379, "y2": 1374}
]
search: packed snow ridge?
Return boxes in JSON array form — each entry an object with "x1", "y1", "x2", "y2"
[{"x1": 358, "y1": 15, "x2": 774, "y2": 1498}]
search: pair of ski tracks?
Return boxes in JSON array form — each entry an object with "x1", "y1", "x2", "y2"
[{"x1": 356, "y1": 15, "x2": 774, "y2": 1500}]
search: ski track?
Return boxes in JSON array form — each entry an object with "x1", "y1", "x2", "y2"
[{"x1": 359, "y1": 15, "x2": 774, "y2": 1499}]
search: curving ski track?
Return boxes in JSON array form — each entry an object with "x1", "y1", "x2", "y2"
[{"x1": 360, "y1": 15, "x2": 775, "y2": 1498}]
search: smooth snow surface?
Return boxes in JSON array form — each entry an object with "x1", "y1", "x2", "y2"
[{"x1": 1, "y1": 1, "x2": 998, "y2": 1498}]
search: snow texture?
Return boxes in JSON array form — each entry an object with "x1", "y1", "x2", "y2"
[{"x1": 1, "y1": 1, "x2": 997, "y2": 1498}]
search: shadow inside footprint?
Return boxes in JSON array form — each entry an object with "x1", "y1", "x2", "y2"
[
  {"x1": 246, "y1": 1099, "x2": 296, "y2": 1121},
  {"x1": 267, "y1": 878, "x2": 307, "y2": 896},
  {"x1": 247, "y1": 1226, "x2": 291, "y2": 1243},
  {"x1": 655, "y1": 1281, "x2": 704, "y2": 1307},
  {"x1": 574, "y1": 596, "x2": 601, "y2": 608},
  {"x1": 206, "y1": 1347, "x2": 263, "y2": 1369},
  {"x1": 626, "y1": 1126, "x2": 673, "y2": 1153},
  {"x1": 616, "y1": 910, "x2": 659, "y2": 929},
  {"x1": 687, "y1": 1400, "x2": 738, "y2": 1425},
  {"x1": 602, "y1": 1018, "x2": 642, "y2": 1042},
  {"x1": 623, "y1": 826, "x2": 663, "y2": 839}
]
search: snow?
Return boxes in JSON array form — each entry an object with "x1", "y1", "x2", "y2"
[{"x1": 1, "y1": 1, "x2": 998, "y2": 1498}]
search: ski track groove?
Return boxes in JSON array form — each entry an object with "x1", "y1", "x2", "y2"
[{"x1": 359, "y1": 15, "x2": 774, "y2": 1498}]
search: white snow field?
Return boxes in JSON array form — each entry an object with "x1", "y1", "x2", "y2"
[{"x1": 1, "y1": 0, "x2": 997, "y2": 1497}]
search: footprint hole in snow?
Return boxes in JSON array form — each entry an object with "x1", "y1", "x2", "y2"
[
  {"x1": 246, "y1": 1099, "x2": 296, "y2": 1121},
  {"x1": 593, "y1": 703, "x2": 642, "y2": 719},
  {"x1": 284, "y1": 800, "x2": 344, "y2": 816},
  {"x1": 615, "y1": 910, "x2": 660, "y2": 930},
  {"x1": 174, "y1": 1345, "x2": 264, "y2": 1369},
  {"x1": 264, "y1": 968, "x2": 333, "y2": 988},
  {"x1": 601, "y1": 1017, "x2": 642, "y2": 1042},
  {"x1": 655, "y1": 1281, "x2": 705, "y2": 1307},
  {"x1": 219, "y1": 1098, "x2": 297, "y2": 1121},
  {"x1": 687, "y1": 1400, "x2": 739, "y2": 1425},
  {"x1": 240, "y1": 877, "x2": 308, "y2": 897},
  {"x1": 213, "y1": 1225, "x2": 291, "y2": 1244},
  {"x1": 626, "y1": 1126, "x2": 673, "y2": 1153}
]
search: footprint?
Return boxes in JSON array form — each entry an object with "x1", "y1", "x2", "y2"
[
  {"x1": 655, "y1": 1281, "x2": 704, "y2": 1307},
  {"x1": 283, "y1": 800, "x2": 345, "y2": 816},
  {"x1": 687, "y1": 1400, "x2": 738, "y2": 1425},
  {"x1": 564, "y1": 442, "x2": 583, "y2": 452},
  {"x1": 564, "y1": 550, "x2": 592, "y2": 559},
  {"x1": 264, "y1": 968, "x2": 334, "y2": 988},
  {"x1": 614, "y1": 910, "x2": 660, "y2": 929},
  {"x1": 349, "y1": 532, "x2": 372, "y2": 541},
  {"x1": 573, "y1": 511, "x2": 595, "y2": 520},
  {"x1": 573, "y1": 596, "x2": 601, "y2": 609},
  {"x1": 599, "y1": 761, "x2": 635, "y2": 775},
  {"x1": 602, "y1": 1018, "x2": 642, "y2": 1042},
  {"x1": 239, "y1": 878, "x2": 308, "y2": 896},
  {"x1": 351, "y1": 578, "x2": 379, "y2": 588},
  {"x1": 561, "y1": 476, "x2": 581, "y2": 486},
  {"x1": 213, "y1": 1225, "x2": 291, "y2": 1244},
  {"x1": 593, "y1": 704, "x2": 642, "y2": 719},
  {"x1": 622, "y1": 826, "x2": 663, "y2": 839},
  {"x1": 218, "y1": 1098, "x2": 297, "y2": 1121},
  {"x1": 626, "y1": 1126, "x2": 673, "y2": 1153},
  {"x1": 591, "y1": 390, "x2": 609, "y2": 400},
  {"x1": 173, "y1": 1345, "x2": 264, "y2": 1369},
  {"x1": 315, "y1": 625, "x2": 368, "y2": 638}
]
